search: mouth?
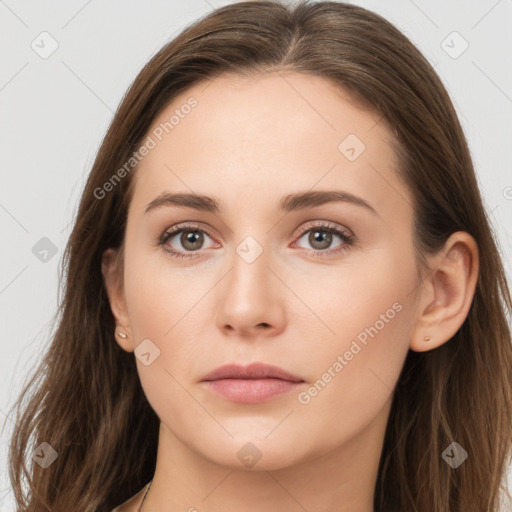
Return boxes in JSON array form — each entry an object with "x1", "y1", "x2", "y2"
[{"x1": 200, "y1": 362, "x2": 305, "y2": 404}]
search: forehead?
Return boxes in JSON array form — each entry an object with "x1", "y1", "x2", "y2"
[
  {"x1": 144, "y1": 71, "x2": 384, "y2": 158},
  {"x1": 129, "y1": 71, "x2": 410, "y2": 222}
]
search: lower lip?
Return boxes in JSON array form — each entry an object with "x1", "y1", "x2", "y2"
[{"x1": 202, "y1": 378, "x2": 304, "y2": 403}]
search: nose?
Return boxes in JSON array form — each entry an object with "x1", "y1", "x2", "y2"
[{"x1": 214, "y1": 244, "x2": 286, "y2": 339}]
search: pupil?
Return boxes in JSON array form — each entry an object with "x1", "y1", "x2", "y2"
[
  {"x1": 310, "y1": 230, "x2": 331, "y2": 250},
  {"x1": 182, "y1": 231, "x2": 203, "y2": 250}
]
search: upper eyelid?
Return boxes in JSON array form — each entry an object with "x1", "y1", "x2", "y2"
[
  {"x1": 162, "y1": 222, "x2": 215, "y2": 240},
  {"x1": 297, "y1": 220, "x2": 352, "y2": 236},
  {"x1": 162, "y1": 220, "x2": 351, "y2": 237}
]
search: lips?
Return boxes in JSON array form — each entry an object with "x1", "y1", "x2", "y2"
[
  {"x1": 201, "y1": 362, "x2": 304, "y2": 383},
  {"x1": 200, "y1": 362, "x2": 305, "y2": 404}
]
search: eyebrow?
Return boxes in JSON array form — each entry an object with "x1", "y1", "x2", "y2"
[{"x1": 144, "y1": 190, "x2": 378, "y2": 216}]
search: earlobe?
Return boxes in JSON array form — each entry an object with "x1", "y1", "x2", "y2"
[
  {"x1": 410, "y1": 232, "x2": 479, "y2": 353},
  {"x1": 101, "y1": 248, "x2": 134, "y2": 351}
]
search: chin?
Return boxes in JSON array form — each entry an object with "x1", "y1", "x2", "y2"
[{"x1": 194, "y1": 434, "x2": 310, "y2": 472}]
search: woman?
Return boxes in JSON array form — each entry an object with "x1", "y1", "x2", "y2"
[{"x1": 7, "y1": 1, "x2": 512, "y2": 511}]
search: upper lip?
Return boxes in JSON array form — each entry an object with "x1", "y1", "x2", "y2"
[{"x1": 201, "y1": 362, "x2": 304, "y2": 382}]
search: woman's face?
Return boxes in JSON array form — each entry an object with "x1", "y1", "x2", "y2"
[{"x1": 104, "y1": 71, "x2": 425, "y2": 470}]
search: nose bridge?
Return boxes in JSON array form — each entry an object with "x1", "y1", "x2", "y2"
[
  {"x1": 228, "y1": 232, "x2": 272, "y2": 302},
  {"x1": 215, "y1": 230, "x2": 285, "y2": 334}
]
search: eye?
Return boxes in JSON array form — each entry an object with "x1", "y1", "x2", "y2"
[
  {"x1": 157, "y1": 221, "x2": 355, "y2": 259},
  {"x1": 293, "y1": 221, "x2": 354, "y2": 257},
  {"x1": 158, "y1": 223, "x2": 218, "y2": 259}
]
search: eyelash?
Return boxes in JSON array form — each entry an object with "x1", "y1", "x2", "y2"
[{"x1": 157, "y1": 221, "x2": 355, "y2": 260}]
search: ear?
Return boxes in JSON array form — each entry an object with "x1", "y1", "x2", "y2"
[
  {"x1": 101, "y1": 247, "x2": 135, "y2": 352},
  {"x1": 410, "y1": 231, "x2": 479, "y2": 352}
]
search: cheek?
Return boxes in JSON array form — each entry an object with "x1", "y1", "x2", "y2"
[
  {"x1": 123, "y1": 246, "x2": 204, "y2": 339},
  {"x1": 122, "y1": 249, "x2": 214, "y2": 389},
  {"x1": 287, "y1": 250, "x2": 416, "y2": 439},
  {"x1": 122, "y1": 260, "x2": 205, "y2": 427}
]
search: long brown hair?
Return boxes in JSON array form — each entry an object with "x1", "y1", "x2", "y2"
[{"x1": 6, "y1": 1, "x2": 512, "y2": 510}]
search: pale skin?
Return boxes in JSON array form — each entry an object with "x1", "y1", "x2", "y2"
[{"x1": 103, "y1": 71, "x2": 479, "y2": 512}]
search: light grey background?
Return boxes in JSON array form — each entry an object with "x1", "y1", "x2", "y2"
[{"x1": 1, "y1": 0, "x2": 511, "y2": 510}]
